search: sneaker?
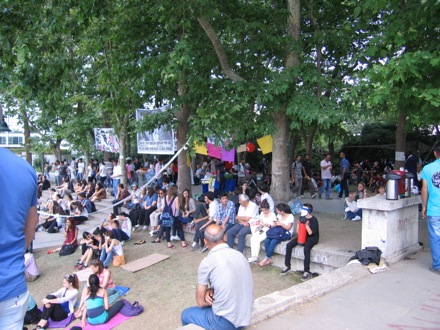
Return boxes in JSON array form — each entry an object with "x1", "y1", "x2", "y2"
[
  {"x1": 326, "y1": 197, "x2": 332, "y2": 200},
  {"x1": 280, "y1": 266, "x2": 291, "y2": 275},
  {"x1": 142, "y1": 225, "x2": 148, "y2": 230},
  {"x1": 301, "y1": 272, "x2": 311, "y2": 281},
  {"x1": 198, "y1": 246, "x2": 208, "y2": 253},
  {"x1": 352, "y1": 215, "x2": 362, "y2": 221},
  {"x1": 190, "y1": 242, "x2": 198, "y2": 250},
  {"x1": 173, "y1": 235, "x2": 181, "y2": 241},
  {"x1": 248, "y1": 257, "x2": 258, "y2": 263},
  {"x1": 134, "y1": 224, "x2": 140, "y2": 228},
  {"x1": 74, "y1": 262, "x2": 83, "y2": 269},
  {"x1": 311, "y1": 193, "x2": 317, "y2": 199},
  {"x1": 318, "y1": 194, "x2": 322, "y2": 199},
  {"x1": 79, "y1": 264, "x2": 88, "y2": 270},
  {"x1": 121, "y1": 241, "x2": 125, "y2": 246}
]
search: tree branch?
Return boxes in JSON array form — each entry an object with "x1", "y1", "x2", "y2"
[{"x1": 197, "y1": 16, "x2": 245, "y2": 82}]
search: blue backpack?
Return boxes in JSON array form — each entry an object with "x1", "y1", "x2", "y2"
[{"x1": 160, "y1": 196, "x2": 176, "y2": 227}]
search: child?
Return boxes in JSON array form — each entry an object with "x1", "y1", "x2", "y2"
[{"x1": 280, "y1": 203, "x2": 319, "y2": 281}]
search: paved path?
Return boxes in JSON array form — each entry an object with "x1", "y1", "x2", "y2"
[{"x1": 252, "y1": 250, "x2": 439, "y2": 330}]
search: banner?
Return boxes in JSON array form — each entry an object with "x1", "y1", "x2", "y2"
[
  {"x1": 257, "y1": 135, "x2": 273, "y2": 155},
  {"x1": 94, "y1": 128, "x2": 120, "y2": 152},
  {"x1": 136, "y1": 106, "x2": 176, "y2": 155}
]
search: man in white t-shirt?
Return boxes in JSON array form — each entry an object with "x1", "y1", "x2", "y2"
[
  {"x1": 318, "y1": 153, "x2": 333, "y2": 200},
  {"x1": 111, "y1": 159, "x2": 122, "y2": 198},
  {"x1": 226, "y1": 194, "x2": 259, "y2": 253},
  {"x1": 76, "y1": 158, "x2": 85, "y2": 181}
]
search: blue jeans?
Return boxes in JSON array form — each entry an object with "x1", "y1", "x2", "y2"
[
  {"x1": 347, "y1": 209, "x2": 362, "y2": 219},
  {"x1": 0, "y1": 290, "x2": 28, "y2": 330},
  {"x1": 112, "y1": 179, "x2": 120, "y2": 198},
  {"x1": 264, "y1": 237, "x2": 282, "y2": 258},
  {"x1": 428, "y1": 216, "x2": 440, "y2": 270},
  {"x1": 100, "y1": 248, "x2": 114, "y2": 267},
  {"x1": 226, "y1": 223, "x2": 251, "y2": 253},
  {"x1": 181, "y1": 306, "x2": 242, "y2": 330},
  {"x1": 319, "y1": 179, "x2": 331, "y2": 199}
]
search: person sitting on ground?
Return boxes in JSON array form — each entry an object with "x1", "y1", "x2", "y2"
[
  {"x1": 24, "y1": 249, "x2": 40, "y2": 282},
  {"x1": 90, "y1": 182, "x2": 107, "y2": 202},
  {"x1": 24, "y1": 294, "x2": 42, "y2": 325},
  {"x1": 73, "y1": 180, "x2": 85, "y2": 194},
  {"x1": 247, "y1": 200, "x2": 277, "y2": 263},
  {"x1": 98, "y1": 213, "x2": 117, "y2": 235},
  {"x1": 100, "y1": 231, "x2": 125, "y2": 267},
  {"x1": 39, "y1": 200, "x2": 65, "y2": 233},
  {"x1": 74, "y1": 231, "x2": 97, "y2": 270},
  {"x1": 111, "y1": 219, "x2": 130, "y2": 244},
  {"x1": 345, "y1": 181, "x2": 368, "y2": 221},
  {"x1": 148, "y1": 188, "x2": 165, "y2": 236},
  {"x1": 81, "y1": 274, "x2": 124, "y2": 328},
  {"x1": 281, "y1": 203, "x2": 319, "y2": 281},
  {"x1": 38, "y1": 175, "x2": 51, "y2": 191},
  {"x1": 117, "y1": 212, "x2": 132, "y2": 241},
  {"x1": 47, "y1": 217, "x2": 78, "y2": 255},
  {"x1": 258, "y1": 203, "x2": 294, "y2": 267},
  {"x1": 53, "y1": 193, "x2": 67, "y2": 214},
  {"x1": 34, "y1": 274, "x2": 79, "y2": 330},
  {"x1": 226, "y1": 194, "x2": 259, "y2": 254},
  {"x1": 181, "y1": 224, "x2": 253, "y2": 329}
]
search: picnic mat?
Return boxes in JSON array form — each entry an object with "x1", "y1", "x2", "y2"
[
  {"x1": 66, "y1": 312, "x2": 131, "y2": 330},
  {"x1": 46, "y1": 312, "x2": 74, "y2": 328},
  {"x1": 74, "y1": 267, "x2": 93, "y2": 282},
  {"x1": 121, "y1": 253, "x2": 169, "y2": 273}
]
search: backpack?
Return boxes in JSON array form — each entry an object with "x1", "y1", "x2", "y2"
[
  {"x1": 119, "y1": 299, "x2": 144, "y2": 316},
  {"x1": 160, "y1": 196, "x2": 176, "y2": 227}
]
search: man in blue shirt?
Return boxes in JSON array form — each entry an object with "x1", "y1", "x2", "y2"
[
  {"x1": 338, "y1": 152, "x2": 350, "y2": 198},
  {"x1": 215, "y1": 193, "x2": 236, "y2": 232},
  {"x1": 421, "y1": 141, "x2": 440, "y2": 274},
  {"x1": 0, "y1": 148, "x2": 39, "y2": 329}
]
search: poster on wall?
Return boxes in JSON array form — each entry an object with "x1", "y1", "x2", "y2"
[
  {"x1": 136, "y1": 106, "x2": 176, "y2": 155},
  {"x1": 94, "y1": 128, "x2": 120, "y2": 152}
]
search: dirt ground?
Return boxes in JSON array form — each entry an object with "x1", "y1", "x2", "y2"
[{"x1": 28, "y1": 230, "x2": 301, "y2": 330}]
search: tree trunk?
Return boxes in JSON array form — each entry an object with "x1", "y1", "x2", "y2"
[
  {"x1": 54, "y1": 139, "x2": 62, "y2": 161},
  {"x1": 118, "y1": 114, "x2": 130, "y2": 186},
  {"x1": 21, "y1": 106, "x2": 32, "y2": 165},
  {"x1": 301, "y1": 124, "x2": 317, "y2": 156},
  {"x1": 270, "y1": 109, "x2": 291, "y2": 204},
  {"x1": 395, "y1": 111, "x2": 407, "y2": 169},
  {"x1": 328, "y1": 141, "x2": 335, "y2": 158},
  {"x1": 289, "y1": 132, "x2": 300, "y2": 165}
]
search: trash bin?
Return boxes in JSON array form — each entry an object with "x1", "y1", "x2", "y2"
[
  {"x1": 386, "y1": 172, "x2": 402, "y2": 200},
  {"x1": 390, "y1": 170, "x2": 406, "y2": 196},
  {"x1": 405, "y1": 173, "x2": 414, "y2": 197}
]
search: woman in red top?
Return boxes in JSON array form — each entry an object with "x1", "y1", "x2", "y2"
[{"x1": 47, "y1": 218, "x2": 78, "y2": 254}]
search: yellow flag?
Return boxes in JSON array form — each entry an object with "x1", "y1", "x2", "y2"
[
  {"x1": 194, "y1": 142, "x2": 208, "y2": 155},
  {"x1": 257, "y1": 135, "x2": 273, "y2": 155}
]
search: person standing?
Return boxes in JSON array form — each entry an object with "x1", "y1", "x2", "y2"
[
  {"x1": 301, "y1": 154, "x2": 317, "y2": 198},
  {"x1": 421, "y1": 141, "x2": 440, "y2": 274},
  {"x1": 77, "y1": 158, "x2": 85, "y2": 182},
  {"x1": 338, "y1": 152, "x2": 350, "y2": 199},
  {"x1": 290, "y1": 155, "x2": 303, "y2": 198},
  {"x1": 181, "y1": 224, "x2": 254, "y2": 329},
  {"x1": 318, "y1": 154, "x2": 332, "y2": 200},
  {"x1": 111, "y1": 159, "x2": 122, "y2": 198},
  {"x1": 0, "y1": 148, "x2": 39, "y2": 330}
]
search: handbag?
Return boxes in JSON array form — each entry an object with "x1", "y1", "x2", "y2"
[
  {"x1": 178, "y1": 215, "x2": 193, "y2": 224},
  {"x1": 266, "y1": 226, "x2": 291, "y2": 241},
  {"x1": 113, "y1": 254, "x2": 126, "y2": 267},
  {"x1": 59, "y1": 244, "x2": 76, "y2": 256},
  {"x1": 119, "y1": 299, "x2": 144, "y2": 316}
]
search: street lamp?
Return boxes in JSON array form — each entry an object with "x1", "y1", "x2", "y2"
[{"x1": 0, "y1": 104, "x2": 11, "y2": 132}]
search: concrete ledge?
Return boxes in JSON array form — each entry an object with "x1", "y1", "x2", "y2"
[{"x1": 251, "y1": 262, "x2": 370, "y2": 324}]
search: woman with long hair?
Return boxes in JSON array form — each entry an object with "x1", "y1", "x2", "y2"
[
  {"x1": 40, "y1": 200, "x2": 65, "y2": 233},
  {"x1": 47, "y1": 217, "x2": 78, "y2": 255},
  {"x1": 152, "y1": 185, "x2": 180, "y2": 249},
  {"x1": 81, "y1": 274, "x2": 124, "y2": 327},
  {"x1": 90, "y1": 182, "x2": 107, "y2": 202},
  {"x1": 134, "y1": 186, "x2": 157, "y2": 230},
  {"x1": 100, "y1": 231, "x2": 125, "y2": 267},
  {"x1": 258, "y1": 203, "x2": 294, "y2": 267},
  {"x1": 34, "y1": 274, "x2": 79, "y2": 329},
  {"x1": 148, "y1": 188, "x2": 165, "y2": 236}
]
